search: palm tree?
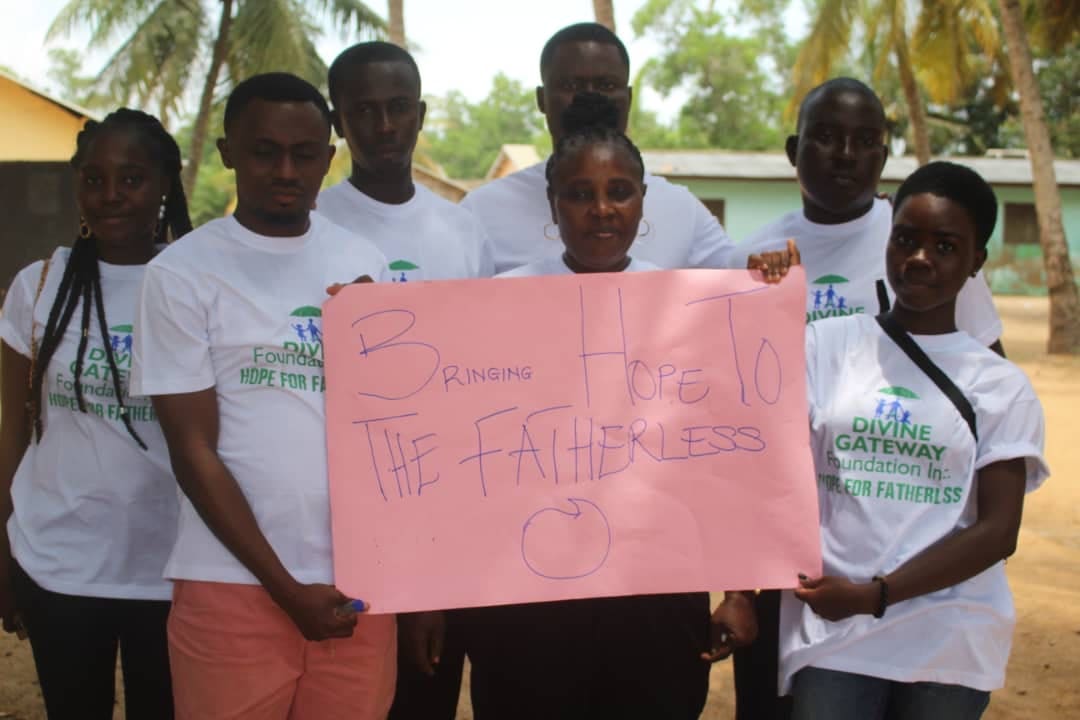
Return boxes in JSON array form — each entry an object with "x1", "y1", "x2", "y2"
[
  {"x1": 997, "y1": 0, "x2": 1080, "y2": 352},
  {"x1": 790, "y1": 0, "x2": 998, "y2": 165},
  {"x1": 48, "y1": 0, "x2": 386, "y2": 195},
  {"x1": 388, "y1": 0, "x2": 405, "y2": 46},
  {"x1": 593, "y1": 0, "x2": 616, "y2": 31}
]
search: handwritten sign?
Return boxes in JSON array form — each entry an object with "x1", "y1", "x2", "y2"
[{"x1": 324, "y1": 268, "x2": 820, "y2": 614}]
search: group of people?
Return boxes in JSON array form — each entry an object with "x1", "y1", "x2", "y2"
[{"x1": 0, "y1": 19, "x2": 1047, "y2": 720}]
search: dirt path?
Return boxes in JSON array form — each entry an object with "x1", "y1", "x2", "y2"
[{"x1": 2, "y1": 296, "x2": 1077, "y2": 719}]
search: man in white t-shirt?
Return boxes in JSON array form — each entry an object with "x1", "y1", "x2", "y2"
[
  {"x1": 318, "y1": 42, "x2": 493, "y2": 281},
  {"x1": 461, "y1": 22, "x2": 735, "y2": 274},
  {"x1": 131, "y1": 73, "x2": 395, "y2": 720},
  {"x1": 731, "y1": 77, "x2": 1004, "y2": 720},
  {"x1": 316, "y1": 41, "x2": 493, "y2": 720}
]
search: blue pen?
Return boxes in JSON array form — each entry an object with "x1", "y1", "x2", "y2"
[{"x1": 335, "y1": 598, "x2": 367, "y2": 616}]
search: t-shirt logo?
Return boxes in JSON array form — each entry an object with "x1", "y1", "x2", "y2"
[
  {"x1": 874, "y1": 386, "x2": 919, "y2": 424},
  {"x1": 289, "y1": 306, "x2": 323, "y2": 346},
  {"x1": 389, "y1": 259, "x2": 419, "y2": 283},
  {"x1": 807, "y1": 274, "x2": 864, "y2": 323},
  {"x1": 109, "y1": 324, "x2": 133, "y2": 354}
]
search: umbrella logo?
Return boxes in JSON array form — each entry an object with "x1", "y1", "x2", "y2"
[
  {"x1": 389, "y1": 259, "x2": 419, "y2": 283},
  {"x1": 289, "y1": 306, "x2": 323, "y2": 344}
]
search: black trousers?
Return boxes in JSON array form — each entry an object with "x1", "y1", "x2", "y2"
[
  {"x1": 732, "y1": 590, "x2": 793, "y2": 720},
  {"x1": 460, "y1": 592, "x2": 711, "y2": 720},
  {"x1": 12, "y1": 562, "x2": 173, "y2": 720},
  {"x1": 387, "y1": 610, "x2": 467, "y2": 720}
]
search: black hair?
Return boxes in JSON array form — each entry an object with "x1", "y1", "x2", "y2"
[
  {"x1": 795, "y1": 77, "x2": 884, "y2": 133},
  {"x1": 223, "y1": 72, "x2": 332, "y2": 134},
  {"x1": 539, "y1": 22, "x2": 630, "y2": 80},
  {"x1": 893, "y1": 161, "x2": 998, "y2": 249},
  {"x1": 328, "y1": 41, "x2": 422, "y2": 108},
  {"x1": 545, "y1": 92, "x2": 644, "y2": 184},
  {"x1": 29, "y1": 108, "x2": 193, "y2": 449}
]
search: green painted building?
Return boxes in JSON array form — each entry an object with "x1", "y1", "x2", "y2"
[{"x1": 643, "y1": 150, "x2": 1080, "y2": 295}]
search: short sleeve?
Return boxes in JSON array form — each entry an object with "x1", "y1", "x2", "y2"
[
  {"x1": 130, "y1": 263, "x2": 216, "y2": 396},
  {"x1": 0, "y1": 261, "x2": 46, "y2": 357},
  {"x1": 955, "y1": 271, "x2": 1003, "y2": 346},
  {"x1": 973, "y1": 375, "x2": 1048, "y2": 493},
  {"x1": 686, "y1": 192, "x2": 737, "y2": 269}
]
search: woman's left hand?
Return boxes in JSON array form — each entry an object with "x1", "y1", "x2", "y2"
[
  {"x1": 793, "y1": 574, "x2": 877, "y2": 622},
  {"x1": 746, "y1": 238, "x2": 801, "y2": 284}
]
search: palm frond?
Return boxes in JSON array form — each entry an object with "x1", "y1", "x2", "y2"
[
  {"x1": 787, "y1": 0, "x2": 861, "y2": 119},
  {"x1": 47, "y1": 0, "x2": 164, "y2": 46},
  {"x1": 307, "y1": 0, "x2": 386, "y2": 41},
  {"x1": 229, "y1": 0, "x2": 327, "y2": 89},
  {"x1": 91, "y1": 0, "x2": 207, "y2": 119}
]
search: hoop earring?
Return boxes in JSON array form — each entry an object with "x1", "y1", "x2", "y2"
[
  {"x1": 637, "y1": 218, "x2": 652, "y2": 241},
  {"x1": 543, "y1": 223, "x2": 561, "y2": 242},
  {"x1": 79, "y1": 217, "x2": 92, "y2": 240}
]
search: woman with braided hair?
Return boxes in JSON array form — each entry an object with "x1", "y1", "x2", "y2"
[{"x1": 0, "y1": 108, "x2": 191, "y2": 719}]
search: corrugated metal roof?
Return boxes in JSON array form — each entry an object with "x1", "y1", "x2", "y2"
[{"x1": 641, "y1": 150, "x2": 1080, "y2": 187}]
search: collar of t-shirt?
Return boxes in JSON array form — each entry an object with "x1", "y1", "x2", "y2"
[
  {"x1": 226, "y1": 213, "x2": 323, "y2": 254},
  {"x1": 324, "y1": 179, "x2": 431, "y2": 220},
  {"x1": 520, "y1": 255, "x2": 660, "y2": 276},
  {"x1": 787, "y1": 198, "x2": 891, "y2": 249}
]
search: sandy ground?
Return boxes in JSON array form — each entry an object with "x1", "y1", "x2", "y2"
[{"x1": 2, "y1": 295, "x2": 1078, "y2": 719}]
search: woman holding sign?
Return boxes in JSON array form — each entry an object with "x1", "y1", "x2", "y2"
[
  {"x1": 766, "y1": 162, "x2": 1048, "y2": 719},
  {"x1": 394, "y1": 92, "x2": 774, "y2": 720},
  {"x1": 0, "y1": 109, "x2": 191, "y2": 719}
]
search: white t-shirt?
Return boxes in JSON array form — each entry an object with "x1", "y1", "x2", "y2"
[
  {"x1": 735, "y1": 199, "x2": 1003, "y2": 345},
  {"x1": 0, "y1": 247, "x2": 177, "y2": 600},
  {"x1": 496, "y1": 255, "x2": 661, "y2": 277},
  {"x1": 462, "y1": 162, "x2": 735, "y2": 273},
  {"x1": 130, "y1": 215, "x2": 389, "y2": 586},
  {"x1": 779, "y1": 313, "x2": 1049, "y2": 693},
  {"x1": 317, "y1": 181, "x2": 495, "y2": 280}
]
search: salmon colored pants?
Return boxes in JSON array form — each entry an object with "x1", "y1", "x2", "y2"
[{"x1": 168, "y1": 580, "x2": 396, "y2": 720}]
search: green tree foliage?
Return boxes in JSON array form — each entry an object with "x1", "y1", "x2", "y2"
[
  {"x1": 423, "y1": 73, "x2": 548, "y2": 179},
  {"x1": 1030, "y1": 39, "x2": 1080, "y2": 158},
  {"x1": 630, "y1": 0, "x2": 795, "y2": 151},
  {"x1": 791, "y1": 0, "x2": 1001, "y2": 164},
  {"x1": 48, "y1": 0, "x2": 385, "y2": 193}
]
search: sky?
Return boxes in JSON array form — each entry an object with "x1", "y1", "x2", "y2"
[{"x1": 3, "y1": 1, "x2": 807, "y2": 121}]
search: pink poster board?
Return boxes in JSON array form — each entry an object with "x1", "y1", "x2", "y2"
[{"x1": 324, "y1": 268, "x2": 820, "y2": 614}]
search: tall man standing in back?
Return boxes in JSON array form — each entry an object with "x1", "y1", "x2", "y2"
[
  {"x1": 732, "y1": 76, "x2": 1005, "y2": 720},
  {"x1": 462, "y1": 21, "x2": 736, "y2": 273}
]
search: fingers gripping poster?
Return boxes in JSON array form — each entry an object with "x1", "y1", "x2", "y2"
[{"x1": 323, "y1": 268, "x2": 820, "y2": 613}]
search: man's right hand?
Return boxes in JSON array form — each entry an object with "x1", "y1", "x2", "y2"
[
  {"x1": 400, "y1": 610, "x2": 446, "y2": 676},
  {"x1": 275, "y1": 582, "x2": 359, "y2": 641}
]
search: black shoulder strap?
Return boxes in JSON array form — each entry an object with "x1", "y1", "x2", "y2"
[
  {"x1": 875, "y1": 313, "x2": 977, "y2": 441},
  {"x1": 876, "y1": 278, "x2": 890, "y2": 314}
]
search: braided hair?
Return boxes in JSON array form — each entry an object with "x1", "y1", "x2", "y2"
[
  {"x1": 29, "y1": 108, "x2": 192, "y2": 449},
  {"x1": 544, "y1": 92, "x2": 645, "y2": 185}
]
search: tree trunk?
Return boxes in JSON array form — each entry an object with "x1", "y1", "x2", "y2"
[
  {"x1": 388, "y1": 0, "x2": 405, "y2": 47},
  {"x1": 592, "y1": 0, "x2": 615, "y2": 31},
  {"x1": 181, "y1": 0, "x2": 234, "y2": 197},
  {"x1": 999, "y1": 0, "x2": 1080, "y2": 353},
  {"x1": 893, "y1": 31, "x2": 931, "y2": 165}
]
